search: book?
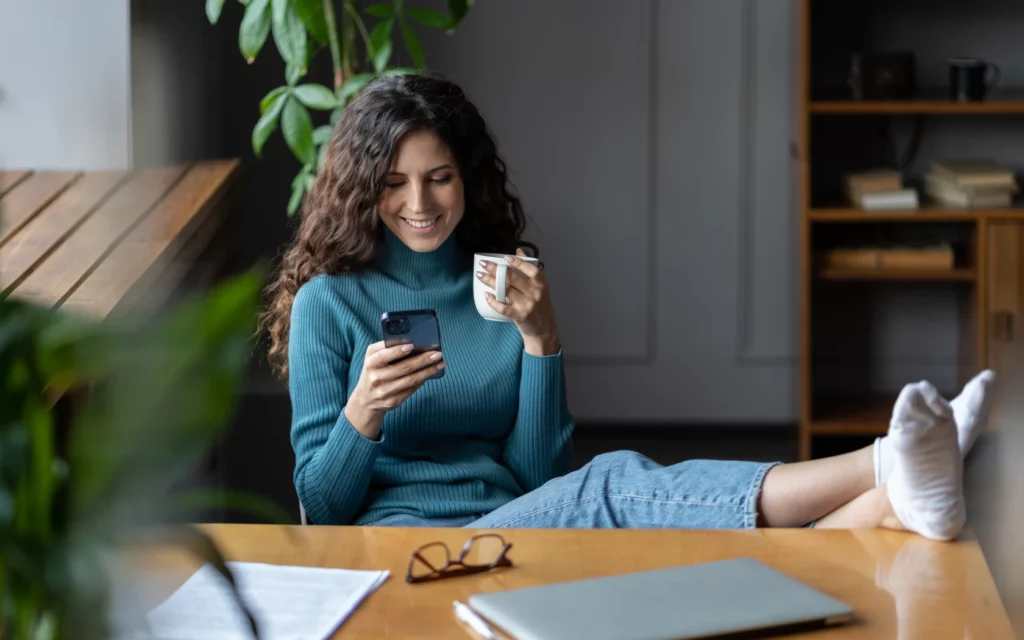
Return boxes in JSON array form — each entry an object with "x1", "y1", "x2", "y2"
[
  {"x1": 924, "y1": 174, "x2": 1014, "y2": 208},
  {"x1": 843, "y1": 170, "x2": 903, "y2": 202},
  {"x1": 856, "y1": 188, "x2": 919, "y2": 210},
  {"x1": 930, "y1": 160, "x2": 1018, "y2": 190}
]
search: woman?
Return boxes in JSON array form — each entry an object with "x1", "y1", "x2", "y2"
[{"x1": 262, "y1": 73, "x2": 995, "y2": 540}]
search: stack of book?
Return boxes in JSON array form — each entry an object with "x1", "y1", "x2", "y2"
[
  {"x1": 924, "y1": 160, "x2": 1019, "y2": 208},
  {"x1": 820, "y1": 244, "x2": 954, "y2": 271},
  {"x1": 843, "y1": 170, "x2": 919, "y2": 210}
]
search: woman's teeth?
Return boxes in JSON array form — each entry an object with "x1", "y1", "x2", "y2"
[{"x1": 404, "y1": 218, "x2": 435, "y2": 228}]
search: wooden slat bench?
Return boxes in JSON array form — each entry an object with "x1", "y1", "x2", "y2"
[{"x1": 0, "y1": 159, "x2": 242, "y2": 321}]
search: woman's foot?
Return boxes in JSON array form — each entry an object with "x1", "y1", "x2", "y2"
[
  {"x1": 874, "y1": 370, "x2": 996, "y2": 486},
  {"x1": 951, "y1": 369, "x2": 996, "y2": 455},
  {"x1": 885, "y1": 381, "x2": 966, "y2": 541}
]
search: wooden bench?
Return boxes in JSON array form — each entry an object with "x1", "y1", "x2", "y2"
[{"x1": 0, "y1": 159, "x2": 242, "y2": 321}]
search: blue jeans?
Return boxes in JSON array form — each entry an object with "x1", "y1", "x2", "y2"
[{"x1": 367, "y1": 451, "x2": 780, "y2": 529}]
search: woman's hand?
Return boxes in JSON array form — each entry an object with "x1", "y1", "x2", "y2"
[
  {"x1": 345, "y1": 341, "x2": 445, "y2": 440},
  {"x1": 477, "y1": 248, "x2": 561, "y2": 356}
]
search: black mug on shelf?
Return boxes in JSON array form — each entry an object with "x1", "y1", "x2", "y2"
[{"x1": 949, "y1": 57, "x2": 1000, "y2": 102}]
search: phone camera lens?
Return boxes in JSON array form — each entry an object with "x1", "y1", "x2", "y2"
[{"x1": 386, "y1": 318, "x2": 410, "y2": 334}]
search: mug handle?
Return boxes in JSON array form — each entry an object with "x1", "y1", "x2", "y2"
[
  {"x1": 986, "y1": 62, "x2": 1001, "y2": 90},
  {"x1": 494, "y1": 262, "x2": 508, "y2": 303}
]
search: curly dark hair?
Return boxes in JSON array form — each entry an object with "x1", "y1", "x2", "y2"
[{"x1": 261, "y1": 72, "x2": 537, "y2": 378}]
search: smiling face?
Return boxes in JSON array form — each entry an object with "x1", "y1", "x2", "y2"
[{"x1": 378, "y1": 129, "x2": 465, "y2": 252}]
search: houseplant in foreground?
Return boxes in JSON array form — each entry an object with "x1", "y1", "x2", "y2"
[{"x1": 0, "y1": 270, "x2": 290, "y2": 639}]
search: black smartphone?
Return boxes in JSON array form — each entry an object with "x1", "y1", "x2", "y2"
[{"x1": 380, "y1": 309, "x2": 445, "y2": 379}]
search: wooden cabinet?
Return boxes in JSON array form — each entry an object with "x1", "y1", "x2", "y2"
[
  {"x1": 987, "y1": 221, "x2": 1024, "y2": 433},
  {"x1": 798, "y1": 0, "x2": 1024, "y2": 459}
]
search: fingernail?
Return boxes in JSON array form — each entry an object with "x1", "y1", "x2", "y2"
[
  {"x1": 401, "y1": 344, "x2": 414, "y2": 352},
  {"x1": 430, "y1": 352, "x2": 442, "y2": 361},
  {"x1": 437, "y1": 362, "x2": 446, "y2": 370},
  {"x1": 505, "y1": 256, "x2": 516, "y2": 265},
  {"x1": 476, "y1": 270, "x2": 485, "y2": 279},
  {"x1": 479, "y1": 260, "x2": 488, "y2": 267}
]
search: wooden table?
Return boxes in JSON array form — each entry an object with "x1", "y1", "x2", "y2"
[
  {"x1": 138, "y1": 525, "x2": 1016, "y2": 639},
  {"x1": 0, "y1": 160, "x2": 241, "y2": 320}
]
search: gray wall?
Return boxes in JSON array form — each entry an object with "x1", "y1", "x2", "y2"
[
  {"x1": 8, "y1": 0, "x2": 1013, "y2": 422},
  {"x1": 130, "y1": 0, "x2": 228, "y2": 168},
  {"x1": 419, "y1": 0, "x2": 801, "y2": 421},
  {"x1": 0, "y1": 0, "x2": 131, "y2": 169}
]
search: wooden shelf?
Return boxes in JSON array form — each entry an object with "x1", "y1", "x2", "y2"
[
  {"x1": 797, "y1": 1, "x2": 1024, "y2": 460},
  {"x1": 809, "y1": 91, "x2": 1024, "y2": 115},
  {"x1": 811, "y1": 392, "x2": 959, "y2": 436},
  {"x1": 816, "y1": 268, "x2": 976, "y2": 282},
  {"x1": 811, "y1": 397, "x2": 892, "y2": 436},
  {"x1": 809, "y1": 206, "x2": 1024, "y2": 222}
]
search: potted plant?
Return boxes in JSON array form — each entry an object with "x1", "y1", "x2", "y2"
[
  {"x1": 205, "y1": 0, "x2": 475, "y2": 214},
  {"x1": 0, "y1": 270, "x2": 289, "y2": 639}
]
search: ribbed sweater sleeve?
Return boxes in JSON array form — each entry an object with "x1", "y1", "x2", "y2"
[
  {"x1": 289, "y1": 277, "x2": 380, "y2": 525},
  {"x1": 502, "y1": 350, "x2": 575, "y2": 491}
]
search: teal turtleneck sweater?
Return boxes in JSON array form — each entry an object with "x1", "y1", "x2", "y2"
[{"x1": 288, "y1": 230, "x2": 575, "y2": 525}]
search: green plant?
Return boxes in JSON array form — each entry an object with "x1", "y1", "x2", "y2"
[
  {"x1": 0, "y1": 270, "x2": 291, "y2": 639},
  {"x1": 206, "y1": 0, "x2": 475, "y2": 215}
]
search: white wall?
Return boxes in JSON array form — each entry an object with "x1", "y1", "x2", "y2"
[{"x1": 0, "y1": 0, "x2": 131, "y2": 170}]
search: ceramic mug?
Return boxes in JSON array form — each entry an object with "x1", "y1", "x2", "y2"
[{"x1": 473, "y1": 253, "x2": 541, "y2": 322}]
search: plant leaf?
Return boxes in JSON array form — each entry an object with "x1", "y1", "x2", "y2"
[
  {"x1": 339, "y1": 72, "x2": 374, "y2": 104},
  {"x1": 271, "y1": 0, "x2": 308, "y2": 70},
  {"x1": 448, "y1": 0, "x2": 470, "y2": 27},
  {"x1": 288, "y1": 165, "x2": 314, "y2": 216},
  {"x1": 252, "y1": 91, "x2": 287, "y2": 157},
  {"x1": 259, "y1": 86, "x2": 288, "y2": 113},
  {"x1": 364, "y1": 3, "x2": 394, "y2": 18},
  {"x1": 378, "y1": 66, "x2": 419, "y2": 77},
  {"x1": 369, "y1": 16, "x2": 394, "y2": 60},
  {"x1": 312, "y1": 124, "x2": 333, "y2": 146},
  {"x1": 329, "y1": 105, "x2": 344, "y2": 126},
  {"x1": 373, "y1": 40, "x2": 393, "y2": 73},
  {"x1": 317, "y1": 140, "x2": 329, "y2": 171},
  {"x1": 293, "y1": 84, "x2": 339, "y2": 110},
  {"x1": 206, "y1": 0, "x2": 228, "y2": 24},
  {"x1": 167, "y1": 527, "x2": 261, "y2": 638},
  {"x1": 400, "y1": 19, "x2": 425, "y2": 69},
  {"x1": 238, "y1": 0, "x2": 272, "y2": 63},
  {"x1": 281, "y1": 96, "x2": 316, "y2": 165},
  {"x1": 406, "y1": 7, "x2": 450, "y2": 29},
  {"x1": 293, "y1": 0, "x2": 329, "y2": 43}
]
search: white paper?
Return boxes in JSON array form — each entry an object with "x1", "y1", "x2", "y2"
[{"x1": 143, "y1": 562, "x2": 389, "y2": 640}]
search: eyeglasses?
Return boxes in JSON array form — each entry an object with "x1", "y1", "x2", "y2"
[{"x1": 406, "y1": 533, "x2": 514, "y2": 584}]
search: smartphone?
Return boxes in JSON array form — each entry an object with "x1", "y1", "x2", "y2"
[{"x1": 380, "y1": 309, "x2": 445, "y2": 379}]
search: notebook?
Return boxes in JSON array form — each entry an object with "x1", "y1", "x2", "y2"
[
  {"x1": 467, "y1": 557, "x2": 853, "y2": 640},
  {"x1": 142, "y1": 562, "x2": 389, "y2": 640}
]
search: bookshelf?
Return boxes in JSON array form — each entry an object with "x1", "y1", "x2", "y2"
[{"x1": 798, "y1": 0, "x2": 1024, "y2": 459}]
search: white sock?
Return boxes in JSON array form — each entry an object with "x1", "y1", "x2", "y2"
[
  {"x1": 951, "y1": 369, "x2": 996, "y2": 456},
  {"x1": 886, "y1": 381, "x2": 965, "y2": 541},
  {"x1": 873, "y1": 370, "x2": 996, "y2": 486}
]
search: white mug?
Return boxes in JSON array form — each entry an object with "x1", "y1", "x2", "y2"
[{"x1": 473, "y1": 252, "x2": 540, "y2": 322}]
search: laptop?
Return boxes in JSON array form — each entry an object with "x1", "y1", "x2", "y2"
[{"x1": 467, "y1": 557, "x2": 853, "y2": 640}]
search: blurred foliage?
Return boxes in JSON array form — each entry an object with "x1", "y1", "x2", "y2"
[
  {"x1": 206, "y1": 0, "x2": 475, "y2": 215},
  {"x1": 0, "y1": 269, "x2": 288, "y2": 639}
]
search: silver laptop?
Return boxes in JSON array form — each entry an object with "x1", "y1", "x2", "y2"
[{"x1": 468, "y1": 557, "x2": 853, "y2": 640}]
